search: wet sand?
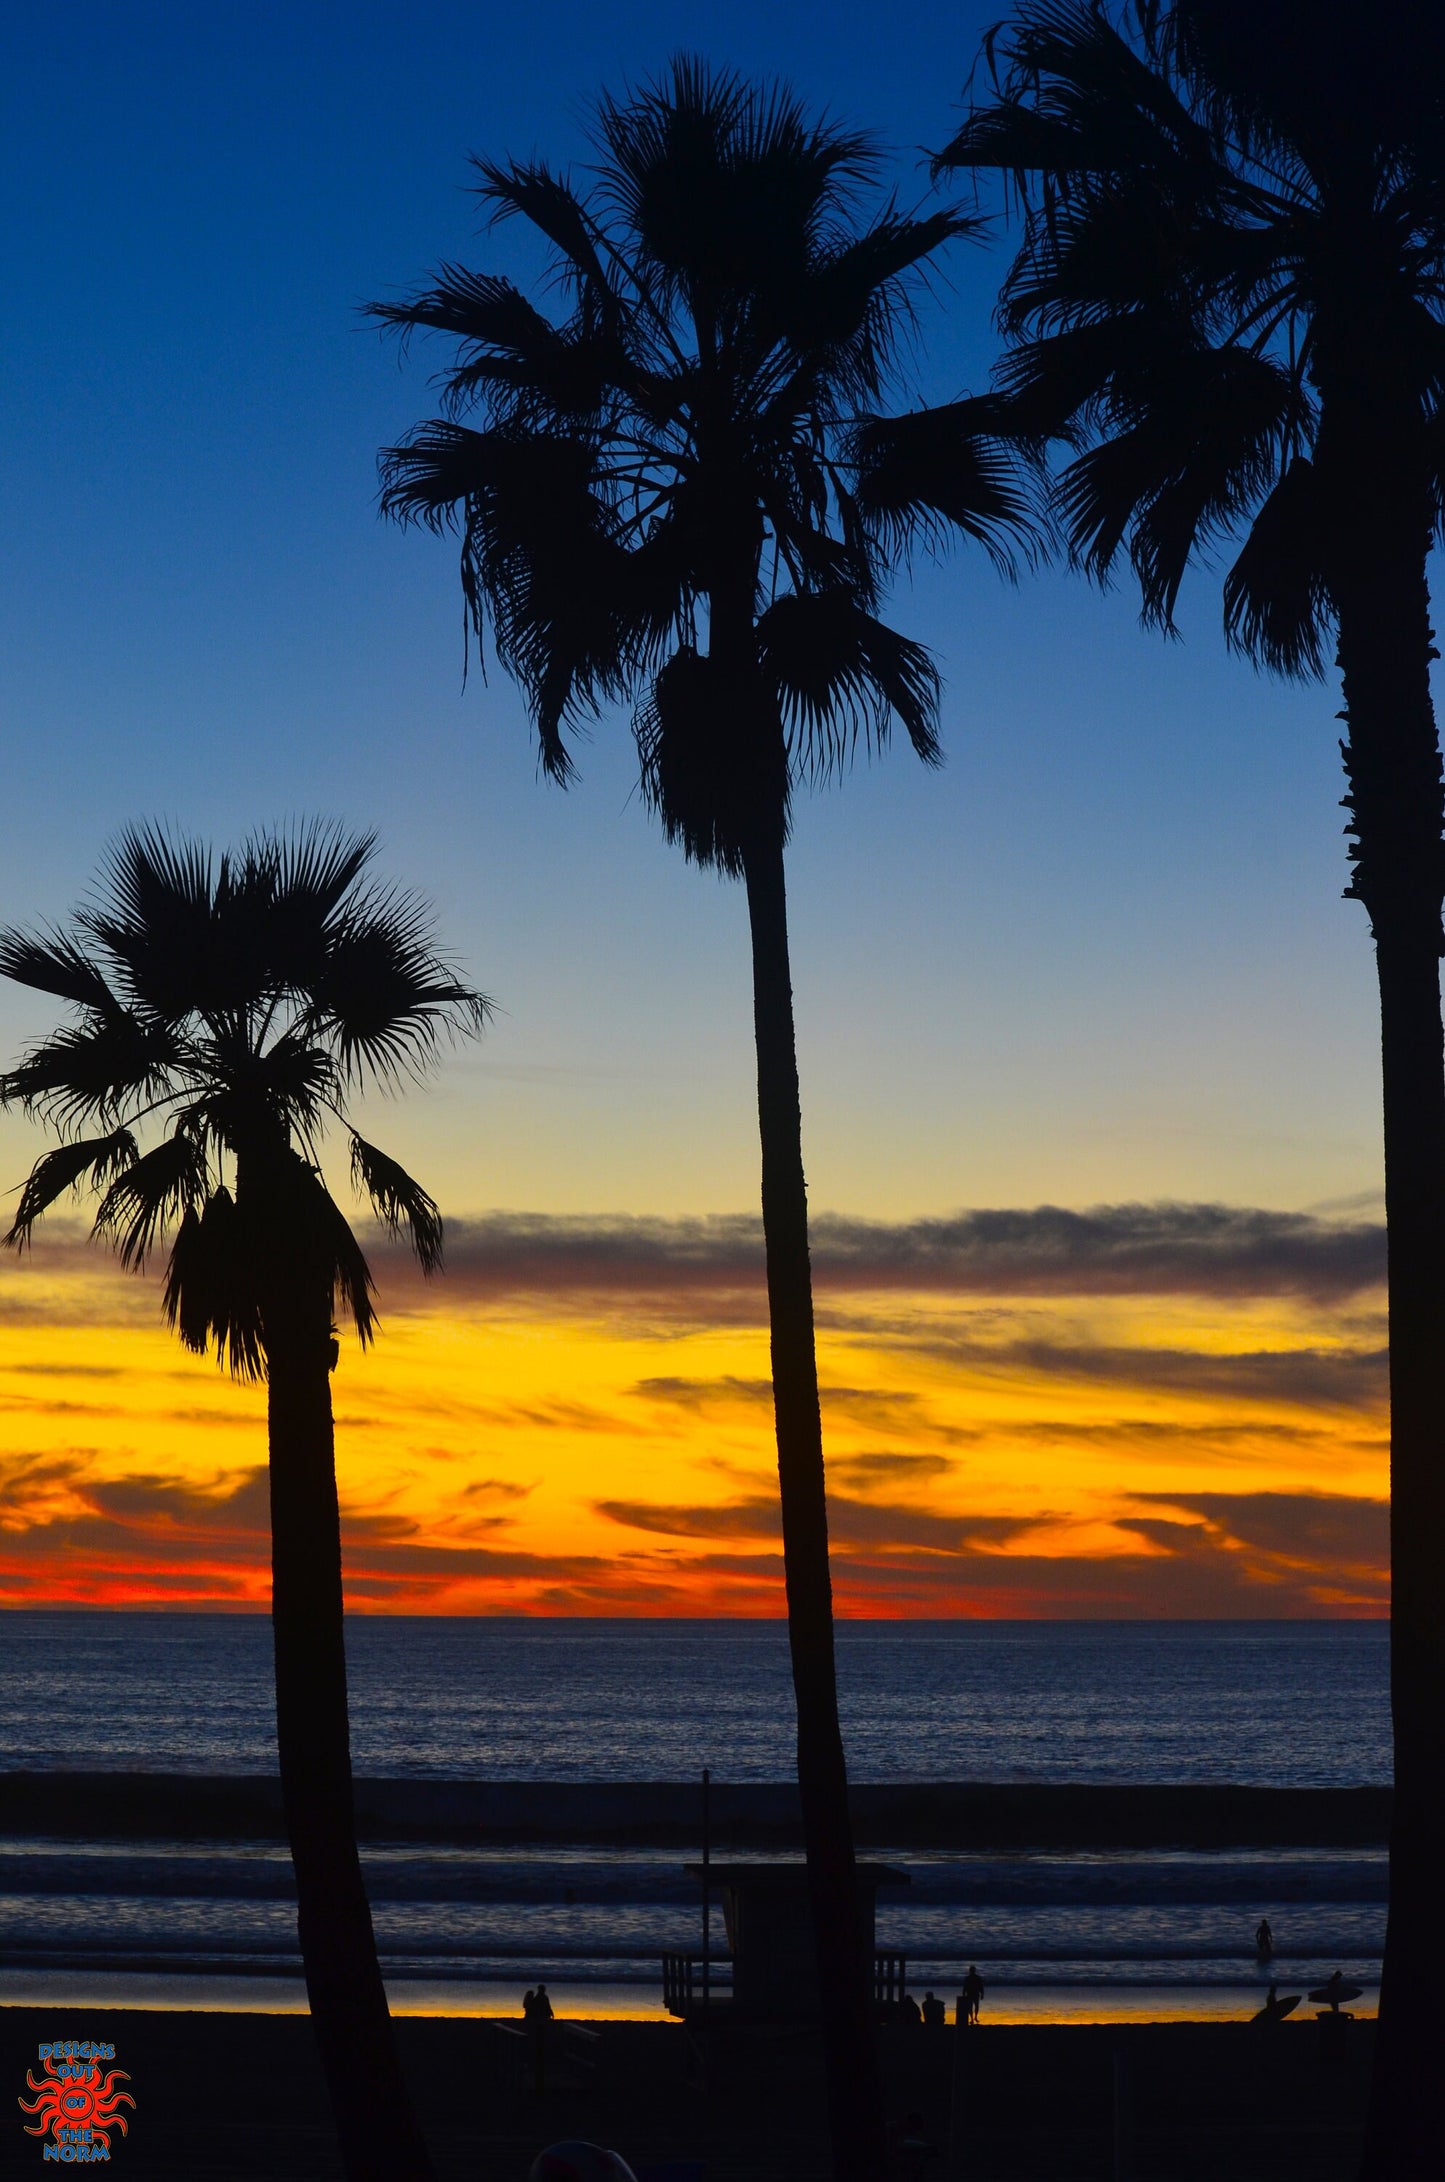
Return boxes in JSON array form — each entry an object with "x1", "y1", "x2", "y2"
[{"x1": 1, "y1": 2006, "x2": 1374, "y2": 2180}]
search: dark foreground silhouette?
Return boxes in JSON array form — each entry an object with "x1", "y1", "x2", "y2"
[
  {"x1": 0, "y1": 827, "x2": 487, "y2": 2182},
  {"x1": 3, "y1": 2010, "x2": 1374, "y2": 2181}
]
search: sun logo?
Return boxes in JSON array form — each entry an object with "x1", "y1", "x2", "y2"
[{"x1": 19, "y1": 2045, "x2": 134, "y2": 2164}]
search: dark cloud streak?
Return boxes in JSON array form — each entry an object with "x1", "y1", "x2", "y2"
[{"x1": 362, "y1": 1201, "x2": 1387, "y2": 1309}]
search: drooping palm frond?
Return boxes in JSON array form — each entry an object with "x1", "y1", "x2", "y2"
[
  {"x1": 92, "y1": 1125, "x2": 210, "y2": 1270},
  {"x1": 378, "y1": 423, "x2": 682, "y2": 778},
  {"x1": 1054, "y1": 341, "x2": 1297, "y2": 626},
  {"x1": 757, "y1": 590, "x2": 942, "y2": 777},
  {"x1": 1221, "y1": 456, "x2": 1332, "y2": 677},
  {"x1": 5, "y1": 1129, "x2": 138, "y2": 1248},
  {"x1": 350, "y1": 1134, "x2": 444, "y2": 1272},
  {"x1": 849, "y1": 395, "x2": 1041, "y2": 568},
  {"x1": 634, "y1": 649, "x2": 791, "y2": 875},
  {"x1": 163, "y1": 1194, "x2": 266, "y2": 1381}
]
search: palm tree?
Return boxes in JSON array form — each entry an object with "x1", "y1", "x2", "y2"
[
  {"x1": 0, "y1": 825, "x2": 487, "y2": 2182},
  {"x1": 935, "y1": 3, "x2": 1445, "y2": 2168},
  {"x1": 369, "y1": 57, "x2": 1029, "y2": 2180}
]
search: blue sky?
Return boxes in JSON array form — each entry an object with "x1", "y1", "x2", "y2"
[{"x1": 0, "y1": 0, "x2": 1395, "y2": 1225}]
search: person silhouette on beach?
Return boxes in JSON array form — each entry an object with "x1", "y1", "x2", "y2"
[
  {"x1": 899, "y1": 1990, "x2": 923, "y2": 2026},
  {"x1": 1255, "y1": 1917, "x2": 1274, "y2": 1958},
  {"x1": 921, "y1": 1990, "x2": 945, "y2": 2028},
  {"x1": 524, "y1": 1983, "x2": 555, "y2": 2094},
  {"x1": 961, "y1": 1965, "x2": 985, "y2": 2025}
]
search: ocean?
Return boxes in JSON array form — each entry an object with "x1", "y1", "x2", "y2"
[{"x1": 0, "y1": 1613, "x2": 1390, "y2": 2018}]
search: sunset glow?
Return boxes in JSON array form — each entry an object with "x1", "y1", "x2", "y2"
[{"x1": 0, "y1": 1207, "x2": 1387, "y2": 1615}]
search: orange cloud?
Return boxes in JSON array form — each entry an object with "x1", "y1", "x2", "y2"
[{"x1": 0, "y1": 1202, "x2": 1389, "y2": 1615}]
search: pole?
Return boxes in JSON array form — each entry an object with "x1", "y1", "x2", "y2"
[{"x1": 702, "y1": 1766, "x2": 711, "y2": 2012}]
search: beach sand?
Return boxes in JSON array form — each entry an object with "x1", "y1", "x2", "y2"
[{"x1": 2, "y1": 2006, "x2": 1373, "y2": 2180}]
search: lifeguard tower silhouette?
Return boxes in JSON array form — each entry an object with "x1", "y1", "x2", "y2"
[{"x1": 663, "y1": 1861, "x2": 910, "y2": 2022}]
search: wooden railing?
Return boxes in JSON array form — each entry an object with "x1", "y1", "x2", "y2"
[
  {"x1": 661, "y1": 1951, "x2": 908, "y2": 2018},
  {"x1": 662, "y1": 1952, "x2": 733, "y2": 2016}
]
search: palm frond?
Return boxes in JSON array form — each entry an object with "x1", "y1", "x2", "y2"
[
  {"x1": 595, "y1": 56, "x2": 881, "y2": 296},
  {"x1": 0, "y1": 1013, "x2": 181, "y2": 1128},
  {"x1": 0, "y1": 931, "x2": 122, "y2": 1015},
  {"x1": 350, "y1": 1134, "x2": 444, "y2": 1272},
  {"x1": 5, "y1": 1130, "x2": 138, "y2": 1249},
  {"x1": 758, "y1": 590, "x2": 942, "y2": 778},
  {"x1": 79, "y1": 826, "x2": 216, "y2": 1017},
  {"x1": 314, "y1": 894, "x2": 490, "y2": 1089},
  {"x1": 938, "y1": 0, "x2": 1219, "y2": 194},
  {"x1": 163, "y1": 1194, "x2": 266, "y2": 1381},
  {"x1": 785, "y1": 210, "x2": 982, "y2": 390},
  {"x1": 369, "y1": 266, "x2": 559, "y2": 353},
  {"x1": 1222, "y1": 456, "x2": 1332, "y2": 677},
  {"x1": 635, "y1": 649, "x2": 790, "y2": 875},
  {"x1": 379, "y1": 423, "x2": 683, "y2": 778},
  {"x1": 472, "y1": 157, "x2": 623, "y2": 332},
  {"x1": 1053, "y1": 342, "x2": 1297, "y2": 627},
  {"x1": 263, "y1": 821, "x2": 377, "y2": 923},
  {"x1": 93, "y1": 1126, "x2": 210, "y2": 1269},
  {"x1": 370, "y1": 270, "x2": 626, "y2": 424},
  {"x1": 849, "y1": 396, "x2": 1043, "y2": 570}
]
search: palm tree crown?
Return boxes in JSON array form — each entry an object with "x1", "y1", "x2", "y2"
[
  {"x1": 937, "y1": 0, "x2": 1445, "y2": 681},
  {"x1": 372, "y1": 53, "x2": 1030, "y2": 859},
  {"x1": 0, "y1": 824, "x2": 488, "y2": 1357}
]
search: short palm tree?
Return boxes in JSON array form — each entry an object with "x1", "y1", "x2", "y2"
[
  {"x1": 370, "y1": 56, "x2": 1029, "y2": 2180},
  {"x1": 0, "y1": 825, "x2": 488, "y2": 2182},
  {"x1": 937, "y1": 4, "x2": 1445, "y2": 2169}
]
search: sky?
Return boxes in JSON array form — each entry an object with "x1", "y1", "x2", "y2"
[{"x1": 0, "y1": 0, "x2": 1415, "y2": 1615}]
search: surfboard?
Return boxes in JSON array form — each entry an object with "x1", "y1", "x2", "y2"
[
  {"x1": 1251, "y1": 1994, "x2": 1301, "y2": 2023},
  {"x1": 1308, "y1": 1981, "x2": 1363, "y2": 2007}
]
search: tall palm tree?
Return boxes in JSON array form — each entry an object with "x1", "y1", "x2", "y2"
[
  {"x1": 0, "y1": 825, "x2": 487, "y2": 2182},
  {"x1": 369, "y1": 57, "x2": 1028, "y2": 2180},
  {"x1": 936, "y1": 3, "x2": 1445, "y2": 2168}
]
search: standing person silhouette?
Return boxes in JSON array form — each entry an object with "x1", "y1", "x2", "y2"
[
  {"x1": 1255, "y1": 1917, "x2": 1274, "y2": 1958},
  {"x1": 961, "y1": 1965, "x2": 985, "y2": 2025},
  {"x1": 524, "y1": 1983, "x2": 554, "y2": 2093}
]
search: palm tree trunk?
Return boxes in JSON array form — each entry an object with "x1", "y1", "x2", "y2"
[
  {"x1": 266, "y1": 1327, "x2": 436, "y2": 2182},
  {"x1": 742, "y1": 825, "x2": 888, "y2": 2182},
  {"x1": 1331, "y1": 498, "x2": 1445, "y2": 2181}
]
